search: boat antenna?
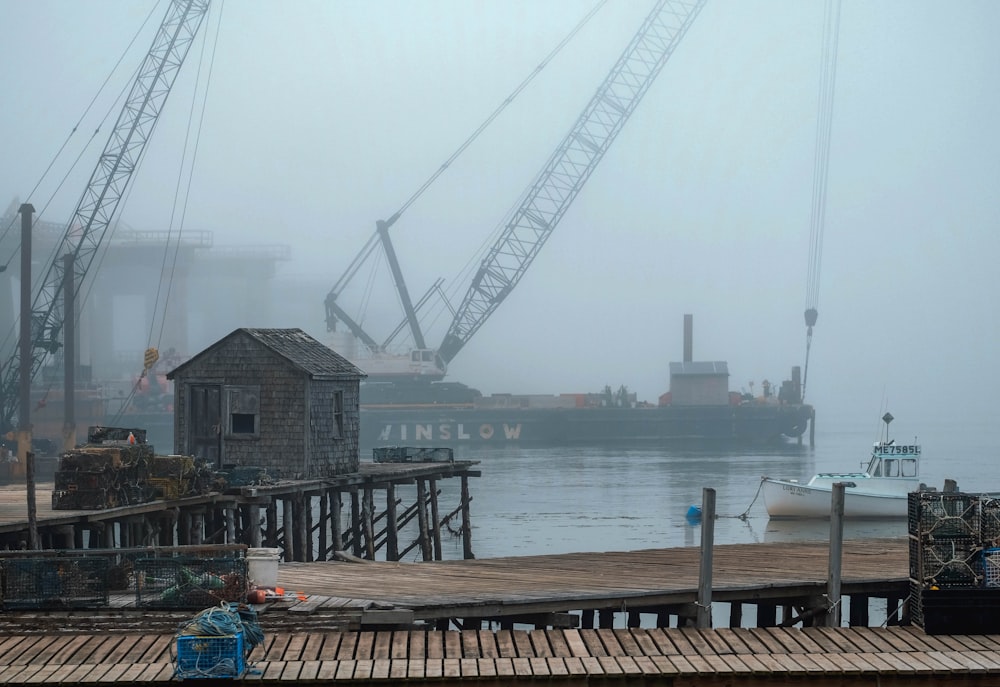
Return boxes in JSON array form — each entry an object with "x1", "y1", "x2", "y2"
[{"x1": 802, "y1": 0, "x2": 842, "y2": 403}]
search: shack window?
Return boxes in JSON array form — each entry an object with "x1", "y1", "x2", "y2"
[
  {"x1": 225, "y1": 385, "x2": 260, "y2": 439},
  {"x1": 333, "y1": 390, "x2": 344, "y2": 439},
  {"x1": 231, "y1": 413, "x2": 255, "y2": 434}
]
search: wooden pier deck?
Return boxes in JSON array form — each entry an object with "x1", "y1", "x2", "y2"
[
  {"x1": 0, "y1": 539, "x2": 910, "y2": 634},
  {"x1": 1, "y1": 626, "x2": 999, "y2": 684},
  {"x1": 260, "y1": 538, "x2": 910, "y2": 629}
]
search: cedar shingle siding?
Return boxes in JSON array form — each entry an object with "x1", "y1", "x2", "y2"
[{"x1": 167, "y1": 328, "x2": 365, "y2": 477}]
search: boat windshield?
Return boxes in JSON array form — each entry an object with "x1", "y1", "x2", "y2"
[{"x1": 866, "y1": 453, "x2": 919, "y2": 477}]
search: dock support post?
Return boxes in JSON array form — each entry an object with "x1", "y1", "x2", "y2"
[
  {"x1": 300, "y1": 493, "x2": 312, "y2": 561},
  {"x1": 331, "y1": 490, "x2": 343, "y2": 553},
  {"x1": 363, "y1": 487, "x2": 375, "y2": 560},
  {"x1": 416, "y1": 479, "x2": 431, "y2": 561},
  {"x1": 386, "y1": 483, "x2": 399, "y2": 561},
  {"x1": 848, "y1": 594, "x2": 869, "y2": 627},
  {"x1": 757, "y1": 603, "x2": 776, "y2": 627},
  {"x1": 225, "y1": 506, "x2": 236, "y2": 545},
  {"x1": 283, "y1": 498, "x2": 295, "y2": 560},
  {"x1": 598, "y1": 608, "x2": 615, "y2": 629},
  {"x1": 319, "y1": 487, "x2": 329, "y2": 560},
  {"x1": 581, "y1": 609, "x2": 595, "y2": 629},
  {"x1": 696, "y1": 487, "x2": 716, "y2": 628},
  {"x1": 729, "y1": 602, "x2": 743, "y2": 628},
  {"x1": 247, "y1": 504, "x2": 262, "y2": 547},
  {"x1": 350, "y1": 488, "x2": 362, "y2": 557},
  {"x1": 429, "y1": 477, "x2": 442, "y2": 560},
  {"x1": 266, "y1": 501, "x2": 278, "y2": 548},
  {"x1": 461, "y1": 474, "x2": 474, "y2": 560},
  {"x1": 827, "y1": 482, "x2": 846, "y2": 627}
]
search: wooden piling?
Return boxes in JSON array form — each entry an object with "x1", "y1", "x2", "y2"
[
  {"x1": 827, "y1": 482, "x2": 845, "y2": 627},
  {"x1": 385, "y1": 482, "x2": 398, "y2": 561},
  {"x1": 696, "y1": 487, "x2": 716, "y2": 628},
  {"x1": 282, "y1": 498, "x2": 294, "y2": 559},
  {"x1": 429, "y1": 477, "x2": 442, "y2": 560},
  {"x1": 461, "y1": 474, "x2": 473, "y2": 559},
  {"x1": 416, "y1": 479, "x2": 431, "y2": 561},
  {"x1": 350, "y1": 488, "x2": 362, "y2": 557}
]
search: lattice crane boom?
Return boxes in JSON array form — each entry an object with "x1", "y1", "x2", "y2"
[
  {"x1": 0, "y1": 0, "x2": 211, "y2": 431},
  {"x1": 437, "y1": 0, "x2": 705, "y2": 365}
]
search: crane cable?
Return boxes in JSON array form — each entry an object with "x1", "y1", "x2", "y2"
[
  {"x1": 0, "y1": 1, "x2": 162, "y2": 272},
  {"x1": 331, "y1": 0, "x2": 608, "y2": 331},
  {"x1": 110, "y1": 0, "x2": 225, "y2": 426},
  {"x1": 802, "y1": 0, "x2": 841, "y2": 403},
  {"x1": 0, "y1": 2, "x2": 165, "y2": 419}
]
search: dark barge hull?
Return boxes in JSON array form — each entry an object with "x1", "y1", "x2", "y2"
[{"x1": 361, "y1": 403, "x2": 814, "y2": 449}]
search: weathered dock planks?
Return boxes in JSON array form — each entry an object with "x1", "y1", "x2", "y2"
[
  {"x1": 0, "y1": 627, "x2": 998, "y2": 684},
  {"x1": 263, "y1": 538, "x2": 910, "y2": 627},
  {"x1": 0, "y1": 539, "x2": 911, "y2": 633}
]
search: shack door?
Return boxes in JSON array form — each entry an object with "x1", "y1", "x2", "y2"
[{"x1": 188, "y1": 384, "x2": 222, "y2": 467}]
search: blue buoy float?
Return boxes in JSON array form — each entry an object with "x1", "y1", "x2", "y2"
[{"x1": 685, "y1": 504, "x2": 702, "y2": 524}]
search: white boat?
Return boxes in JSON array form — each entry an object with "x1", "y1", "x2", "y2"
[{"x1": 761, "y1": 413, "x2": 923, "y2": 519}]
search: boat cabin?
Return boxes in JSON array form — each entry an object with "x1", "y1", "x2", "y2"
[{"x1": 865, "y1": 443, "x2": 920, "y2": 478}]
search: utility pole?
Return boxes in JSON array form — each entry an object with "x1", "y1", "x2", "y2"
[{"x1": 16, "y1": 204, "x2": 34, "y2": 474}]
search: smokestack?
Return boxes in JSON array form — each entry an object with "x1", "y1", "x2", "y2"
[{"x1": 683, "y1": 314, "x2": 693, "y2": 363}]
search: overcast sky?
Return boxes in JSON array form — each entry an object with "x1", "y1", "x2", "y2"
[{"x1": 1, "y1": 0, "x2": 998, "y2": 429}]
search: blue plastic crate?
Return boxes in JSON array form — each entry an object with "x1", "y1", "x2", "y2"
[
  {"x1": 175, "y1": 632, "x2": 245, "y2": 680},
  {"x1": 984, "y1": 548, "x2": 1000, "y2": 588}
]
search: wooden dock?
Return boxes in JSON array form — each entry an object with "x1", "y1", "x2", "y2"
[
  {"x1": 0, "y1": 462, "x2": 480, "y2": 562},
  {"x1": 0, "y1": 539, "x2": 909, "y2": 633},
  {"x1": 0, "y1": 626, "x2": 999, "y2": 684},
  {"x1": 262, "y1": 538, "x2": 911, "y2": 630},
  {"x1": 0, "y1": 473, "x2": 997, "y2": 683}
]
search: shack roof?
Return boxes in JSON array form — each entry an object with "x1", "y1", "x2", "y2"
[
  {"x1": 669, "y1": 361, "x2": 729, "y2": 377},
  {"x1": 167, "y1": 328, "x2": 366, "y2": 380}
]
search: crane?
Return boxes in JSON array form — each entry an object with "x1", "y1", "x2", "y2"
[
  {"x1": 326, "y1": 0, "x2": 706, "y2": 382},
  {"x1": 0, "y1": 0, "x2": 211, "y2": 434}
]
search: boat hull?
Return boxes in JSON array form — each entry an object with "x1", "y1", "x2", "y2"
[
  {"x1": 361, "y1": 403, "x2": 814, "y2": 450},
  {"x1": 761, "y1": 478, "x2": 910, "y2": 519}
]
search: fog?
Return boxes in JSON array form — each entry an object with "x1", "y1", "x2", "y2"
[{"x1": 1, "y1": 1, "x2": 998, "y2": 431}]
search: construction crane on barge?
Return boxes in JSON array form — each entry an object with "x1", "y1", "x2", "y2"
[
  {"x1": 0, "y1": 0, "x2": 211, "y2": 440},
  {"x1": 325, "y1": 0, "x2": 706, "y2": 385}
]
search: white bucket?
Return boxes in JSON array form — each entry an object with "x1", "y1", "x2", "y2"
[{"x1": 246, "y1": 547, "x2": 282, "y2": 588}]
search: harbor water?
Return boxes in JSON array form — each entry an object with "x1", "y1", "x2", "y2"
[{"x1": 388, "y1": 411, "x2": 993, "y2": 562}]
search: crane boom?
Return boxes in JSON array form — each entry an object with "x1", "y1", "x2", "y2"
[
  {"x1": 0, "y1": 0, "x2": 210, "y2": 432},
  {"x1": 437, "y1": 0, "x2": 705, "y2": 364}
]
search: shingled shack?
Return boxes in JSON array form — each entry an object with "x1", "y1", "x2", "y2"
[{"x1": 167, "y1": 328, "x2": 365, "y2": 478}]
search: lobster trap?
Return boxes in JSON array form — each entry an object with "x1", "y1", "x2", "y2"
[
  {"x1": 135, "y1": 556, "x2": 249, "y2": 609},
  {"x1": 908, "y1": 492, "x2": 980, "y2": 539},
  {"x1": 1, "y1": 556, "x2": 110, "y2": 609},
  {"x1": 373, "y1": 446, "x2": 454, "y2": 463}
]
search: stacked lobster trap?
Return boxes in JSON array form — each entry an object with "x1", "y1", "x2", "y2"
[
  {"x1": 51, "y1": 441, "x2": 155, "y2": 510},
  {"x1": 908, "y1": 491, "x2": 1000, "y2": 633},
  {"x1": 51, "y1": 426, "x2": 218, "y2": 509},
  {"x1": 0, "y1": 546, "x2": 249, "y2": 611}
]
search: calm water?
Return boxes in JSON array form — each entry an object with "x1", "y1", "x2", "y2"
[{"x1": 393, "y1": 413, "x2": 994, "y2": 562}]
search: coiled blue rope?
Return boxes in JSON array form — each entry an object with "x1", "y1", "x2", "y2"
[{"x1": 174, "y1": 602, "x2": 265, "y2": 679}]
